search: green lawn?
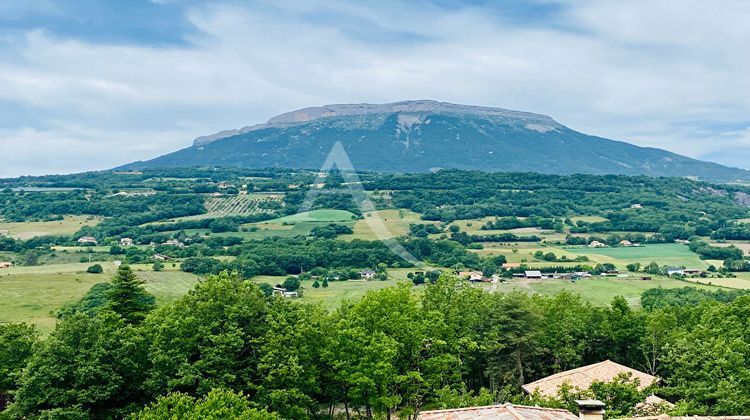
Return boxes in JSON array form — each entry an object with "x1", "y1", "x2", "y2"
[
  {"x1": 488, "y1": 275, "x2": 722, "y2": 307},
  {"x1": 0, "y1": 215, "x2": 102, "y2": 240}
]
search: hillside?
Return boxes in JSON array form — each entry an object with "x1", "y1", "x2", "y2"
[{"x1": 123, "y1": 100, "x2": 750, "y2": 182}]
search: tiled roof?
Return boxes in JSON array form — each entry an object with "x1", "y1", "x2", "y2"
[
  {"x1": 418, "y1": 403, "x2": 579, "y2": 419},
  {"x1": 622, "y1": 416, "x2": 750, "y2": 420},
  {"x1": 522, "y1": 360, "x2": 658, "y2": 397}
]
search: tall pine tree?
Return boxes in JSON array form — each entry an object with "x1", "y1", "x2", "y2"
[{"x1": 107, "y1": 265, "x2": 155, "y2": 324}]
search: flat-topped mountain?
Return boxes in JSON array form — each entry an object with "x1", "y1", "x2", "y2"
[{"x1": 123, "y1": 100, "x2": 750, "y2": 182}]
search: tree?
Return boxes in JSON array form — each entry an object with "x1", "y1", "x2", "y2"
[
  {"x1": 0, "y1": 324, "x2": 38, "y2": 411},
  {"x1": 133, "y1": 389, "x2": 278, "y2": 419},
  {"x1": 107, "y1": 265, "x2": 155, "y2": 324},
  {"x1": 312, "y1": 280, "x2": 320, "y2": 288},
  {"x1": 152, "y1": 260, "x2": 164, "y2": 272},
  {"x1": 282, "y1": 276, "x2": 301, "y2": 292},
  {"x1": 8, "y1": 314, "x2": 148, "y2": 419},
  {"x1": 322, "y1": 278, "x2": 329, "y2": 288},
  {"x1": 626, "y1": 262, "x2": 642, "y2": 273},
  {"x1": 143, "y1": 273, "x2": 270, "y2": 398},
  {"x1": 87, "y1": 263, "x2": 103, "y2": 274}
]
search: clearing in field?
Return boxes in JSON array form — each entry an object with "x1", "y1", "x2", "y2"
[{"x1": 0, "y1": 215, "x2": 102, "y2": 240}]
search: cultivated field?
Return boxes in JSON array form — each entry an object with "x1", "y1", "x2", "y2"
[
  {"x1": 339, "y1": 209, "x2": 431, "y2": 241},
  {"x1": 0, "y1": 215, "x2": 102, "y2": 240},
  {"x1": 566, "y1": 243, "x2": 707, "y2": 268}
]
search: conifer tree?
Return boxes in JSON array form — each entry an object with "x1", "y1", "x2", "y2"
[{"x1": 107, "y1": 265, "x2": 155, "y2": 324}]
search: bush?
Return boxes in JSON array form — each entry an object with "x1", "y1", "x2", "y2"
[{"x1": 86, "y1": 264, "x2": 103, "y2": 274}]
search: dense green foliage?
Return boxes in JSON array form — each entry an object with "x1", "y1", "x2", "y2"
[{"x1": 3, "y1": 273, "x2": 750, "y2": 418}]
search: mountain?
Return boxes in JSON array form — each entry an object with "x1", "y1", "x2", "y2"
[{"x1": 122, "y1": 100, "x2": 750, "y2": 182}]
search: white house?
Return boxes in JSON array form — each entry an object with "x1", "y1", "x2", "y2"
[
  {"x1": 77, "y1": 236, "x2": 98, "y2": 245},
  {"x1": 120, "y1": 238, "x2": 134, "y2": 247}
]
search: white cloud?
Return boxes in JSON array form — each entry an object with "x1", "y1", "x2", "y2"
[{"x1": 0, "y1": 0, "x2": 749, "y2": 176}]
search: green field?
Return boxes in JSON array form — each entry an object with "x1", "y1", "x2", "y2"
[
  {"x1": 271, "y1": 209, "x2": 358, "y2": 223},
  {"x1": 0, "y1": 215, "x2": 102, "y2": 240},
  {"x1": 488, "y1": 275, "x2": 721, "y2": 306},
  {"x1": 339, "y1": 209, "x2": 430, "y2": 241},
  {"x1": 566, "y1": 243, "x2": 707, "y2": 268},
  {"x1": 0, "y1": 263, "x2": 200, "y2": 333}
]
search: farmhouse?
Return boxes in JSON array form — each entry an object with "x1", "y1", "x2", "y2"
[
  {"x1": 0, "y1": 262, "x2": 13, "y2": 269},
  {"x1": 522, "y1": 360, "x2": 658, "y2": 398},
  {"x1": 419, "y1": 401, "x2": 592, "y2": 420},
  {"x1": 501, "y1": 263, "x2": 521, "y2": 270},
  {"x1": 360, "y1": 269, "x2": 377, "y2": 280},
  {"x1": 77, "y1": 236, "x2": 98, "y2": 245},
  {"x1": 154, "y1": 254, "x2": 171, "y2": 261},
  {"x1": 272, "y1": 286, "x2": 299, "y2": 298},
  {"x1": 683, "y1": 269, "x2": 704, "y2": 276},
  {"x1": 162, "y1": 239, "x2": 185, "y2": 248},
  {"x1": 588, "y1": 240, "x2": 606, "y2": 248},
  {"x1": 666, "y1": 267, "x2": 685, "y2": 276},
  {"x1": 458, "y1": 271, "x2": 484, "y2": 281},
  {"x1": 0, "y1": 229, "x2": 8, "y2": 236},
  {"x1": 524, "y1": 270, "x2": 543, "y2": 279},
  {"x1": 631, "y1": 203, "x2": 643, "y2": 209},
  {"x1": 619, "y1": 240, "x2": 634, "y2": 247},
  {"x1": 120, "y1": 238, "x2": 134, "y2": 247}
]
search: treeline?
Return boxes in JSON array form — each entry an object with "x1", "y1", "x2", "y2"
[
  {"x1": 176, "y1": 237, "x2": 487, "y2": 277},
  {"x1": 3, "y1": 271, "x2": 750, "y2": 418}
]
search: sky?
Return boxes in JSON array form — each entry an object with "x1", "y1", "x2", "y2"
[{"x1": 1, "y1": 0, "x2": 749, "y2": 177}]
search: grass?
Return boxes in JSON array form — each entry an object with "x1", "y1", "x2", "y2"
[
  {"x1": 566, "y1": 244, "x2": 707, "y2": 269},
  {"x1": 339, "y1": 209, "x2": 431, "y2": 241},
  {"x1": 272, "y1": 210, "x2": 358, "y2": 223},
  {"x1": 487, "y1": 275, "x2": 722, "y2": 307},
  {"x1": 0, "y1": 262, "x2": 200, "y2": 333},
  {"x1": 0, "y1": 215, "x2": 102, "y2": 240}
]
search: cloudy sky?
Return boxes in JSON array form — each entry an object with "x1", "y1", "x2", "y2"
[{"x1": 1, "y1": 0, "x2": 749, "y2": 177}]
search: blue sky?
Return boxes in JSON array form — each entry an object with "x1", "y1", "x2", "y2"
[{"x1": 1, "y1": 0, "x2": 749, "y2": 176}]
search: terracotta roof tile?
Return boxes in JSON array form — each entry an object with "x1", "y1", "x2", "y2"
[
  {"x1": 418, "y1": 403, "x2": 579, "y2": 420},
  {"x1": 522, "y1": 360, "x2": 658, "y2": 397}
]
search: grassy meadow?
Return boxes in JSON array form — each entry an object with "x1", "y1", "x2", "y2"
[
  {"x1": 488, "y1": 275, "x2": 721, "y2": 307},
  {"x1": 0, "y1": 262, "x2": 200, "y2": 333},
  {"x1": 0, "y1": 215, "x2": 102, "y2": 240}
]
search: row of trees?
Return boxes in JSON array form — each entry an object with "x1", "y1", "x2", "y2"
[{"x1": 3, "y1": 269, "x2": 750, "y2": 418}]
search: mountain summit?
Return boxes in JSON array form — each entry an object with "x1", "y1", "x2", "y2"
[{"x1": 124, "y1": 100, "x2": 750, "y2": 182}]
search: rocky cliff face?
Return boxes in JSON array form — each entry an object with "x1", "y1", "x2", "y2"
[{"x1": 194, "y1": 100, "x2": 561, "y2": 146}]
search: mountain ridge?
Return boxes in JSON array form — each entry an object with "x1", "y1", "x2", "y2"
[{"x1": 124, "y1": 100, "x2": 750, "y2": 183}]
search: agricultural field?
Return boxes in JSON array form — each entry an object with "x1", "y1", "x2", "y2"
[
  {"x1": 237, "y1": 210, "x2": 359, "y2": 240},
  {"x1": 0, "y1": 262, "x2": 200, "y2": 333},
  {"x1": 471, "y1": 243, "x2": 709, "y2": 270},
  {"x1": 566, "y1": 243, "x2": 707, "y2": 269},
  {"x1": 160, "y1": 194, "x2": 284, "y2": 223},
  {"x1": 339, "y1": 209, "x2": 431, "y2": 241},
  {"x1": 488, "y1": 275, "x2": 721, "y2": 307},
  {"x1": 0, "y1": 215, "x2": 102, "y2": 240}
]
